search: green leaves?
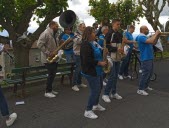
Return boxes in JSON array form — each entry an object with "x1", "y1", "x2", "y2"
[
  {"x1": 0, "y1": 0, "x2": 69, "y2": 29},
  {"x1": 89, "y1": 0, "x2": 143, "y2": 29},
  {"x1": 89, "y1": 0, "x2": 112, "y2": 23},
  {"x1": 0, "y1": 26, "x2": 3, "y2": 32}
]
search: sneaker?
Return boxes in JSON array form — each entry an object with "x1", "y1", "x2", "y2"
[
  {"x1": 110, "y1": 93, "x2": 123, "y2": 100},
  {"x1": 139, "y1": 69, "x2": 142, "y2": 73},
  {"x1": 137, "y1": 90, "x2": 149, "y2": 96},
  {"x1": 104, "y1": 78, "x2": 108, "y2": 83},
  {"x1": 52, "y1": 90, "x2": 59, "y2": 95},
  {"x1": 103, "y1": 81, "x2": 107, "y2": 86},
  {"x1": 124, "y1": 75, "x2": 131, "y2": 79},
  {"x1": 84, "y1": 110, "x2": 98, "y2": 119},
  {"x1": 93, "y1": 104, "x2": 106, "y2": 111},
  {"x1": 102, "y1": 95, "x2": 111, "y2": 103},
  {"x1": 118, "y1": 75, "x2": 123, "y2": 80},
  {"x1": 80, "y1": 83, "x2": 87, "y2": 88},
  {"x1": 6, "y1": 113, "x2": 17, "y2": 127},
  {"x1": 72, "y1": 85, "x2": 80, "y2": 91},
  {"x1": 44, "y1": 92, "x2": 56, "y2": 98},
  {"x1": 146, "y1": 87, "x2": 153, "y2": 91}
]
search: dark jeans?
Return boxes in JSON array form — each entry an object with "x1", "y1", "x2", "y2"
[
  {"x1": 104, "y1": 61, "x2": 120, "y2": 95},
  {"x1": 45, "y1": 62, "x2": 58, "y2": 93},
  {"x1": 65, "y1": 53, "x2": 75, "y2": 63},
  {"x1": 139, "y1": 60, "x2": 153, "y2": 90},
  {"x1": 84, "y1": 75, "x2": 103, "y2": 111},
  {"x1": 0, "y1": 86, "x2": 9, "y2": 116},
  {"x1": 119, "y1": 50, "x2": 132, "y2": 76},
  {"x1": 73, "y1": 55, "x2": 82, "y2": 86}
]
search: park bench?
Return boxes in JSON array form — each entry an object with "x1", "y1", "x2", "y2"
[{"x1": 3, "y1": 62, "x2": 75, "y2": 97}]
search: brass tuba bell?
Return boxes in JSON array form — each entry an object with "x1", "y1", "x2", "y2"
[{"x1": 59, "y1": 10, "x2": 76, "y2": 28}]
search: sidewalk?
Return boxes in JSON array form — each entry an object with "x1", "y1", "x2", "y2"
[{"x1": 1, "y1": 60, "x2": 169, "y2": 128}]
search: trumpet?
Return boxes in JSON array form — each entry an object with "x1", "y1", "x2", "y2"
[
  {"x1": 160, "y1": 32, "x2": 169, "y2": 36},
  {"x1": 150, "y1": 32, "x2": 169, "y2": 36}
]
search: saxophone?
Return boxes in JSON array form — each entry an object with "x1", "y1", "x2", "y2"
[
  {"x1": 103, "y1": 39, "x2": 111, "y2": 73},
  {"x1": 46, "y1": 37, "x2": 72, "y2": 63},
  {"x1": 120, "y1": 30, "x2": 128, "y2": 59},
  {"x1": 110, "y1": 30, "x2": 127, "y2": 61}
]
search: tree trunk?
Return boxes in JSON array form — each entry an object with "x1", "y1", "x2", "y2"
[{"x1": 13, "y1": 42, "x2": 30, "y2": 68}]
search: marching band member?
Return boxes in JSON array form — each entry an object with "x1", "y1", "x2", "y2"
[
  {"x1": 92, "y1": 22, "x2": 99, "y2": 35},
  {"x1": 136, "y1": 26, "x2": 160, "y2": 96},
  {"x1": 80, "y1": 26, "x2": 106, "y2": 119},
  {"x1": 118, "y1": 25, "x2": 136, "y2": 80},
  {"x1": 97, "y1": 26, "x2": 109, "y2": 85},
  {"x1": 98, "y1": 26, "x2": 109, "y2": 48},
  {"x1": 60, "y1": 27, "x2": 75, "y2": 63},
  {"x1": 72, "y1": 22, "x2": 87, "y2": 92},
  {"x1": 37, "y1": 21, "x2": 59, "y2": 98},
  {"x1": 102, "y1": 19, "x2": 124, "y2": 103}
]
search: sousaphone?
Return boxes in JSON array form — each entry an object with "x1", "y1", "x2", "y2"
[
  {"x1": 59, "y1": 10, "x2": 76, "y2": 50},
  {"x1": 46, "y1": 10, "x2": 76, "y2": 63}
]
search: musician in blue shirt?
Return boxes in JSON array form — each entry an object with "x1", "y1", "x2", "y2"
[
  {"x1": 98, "y1": 26, "x2": 109, "y2": 48},
  {"x1": 97, "y1": 26, "x2": 109, "y2": 85},
  {"x1": 61, "y1": 27, "x2": 75, "y2": 63},
  {"x1": 119, "y1": 25, "x2": 136, "y2": 80},
  {"x1": 136, "y1": 26, "x2": 160, "y2": 96},
  {"x1": 80, "y1": 27, "x2": 106, "y2": 119}
]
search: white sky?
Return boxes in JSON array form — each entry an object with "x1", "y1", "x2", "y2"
[
  {"x1": 18, "y1": 0, "x2": 169, "y2": 35},
  {"x1": 1, "y1": 0, "x2": 169, "y2": 36}
]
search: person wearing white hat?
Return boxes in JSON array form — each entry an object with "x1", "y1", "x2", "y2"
[{"x1": 72, "y1": 21, "x2": 87, "y2": 91}]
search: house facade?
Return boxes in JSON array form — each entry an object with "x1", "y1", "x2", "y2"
[{"x1": 0, "y1": 42, "x2": 42, "y2": 79}]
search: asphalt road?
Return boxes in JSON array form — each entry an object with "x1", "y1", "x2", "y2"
[{"x1": 1, "y1": 59, "x2": 169, "y2": 128}]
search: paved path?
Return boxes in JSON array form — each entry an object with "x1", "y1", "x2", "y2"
[{"x1": 1, "y1": 60, "x2": 169, "y2": 128}]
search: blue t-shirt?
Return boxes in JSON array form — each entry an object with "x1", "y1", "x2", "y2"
[
  {"x1": 98, "y1": 34, "x2": 105, "y2": 48},
  {"x1": 89, "y1": 42, "x2": 103, "y2": 76},
  {"x1": 136, "y1": 34, "x2": 154, "y2": 61},
  {"x1": 62, "y1": 33, "x2": 74, "y2": 55},
  {"x1": 125, "y1": 32, "x2": 134, "y2": 51}
]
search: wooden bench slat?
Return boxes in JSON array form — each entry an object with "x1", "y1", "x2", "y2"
[
  {"x1": 4, "y1": 79, "x2": 22, "y2": 84},
  {"x1": 3, "y1": 62, "x2": 75, "y2": 96}
]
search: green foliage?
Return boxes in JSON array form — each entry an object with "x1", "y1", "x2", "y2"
[
  {"x1": 0, "y1": 0, "x2": 69, "y2": 67},
  {"x1": 0, "y1": 0, "x2": 69, "y2": 29},
  {"x1": 161, "y1": 51, "x2": 169, "y2": 58},
  {"x1": 89, "y1": 0, "x2": 143, "y2": 29},
  {"x1": 0, "y1": 80, "x2": 8, "y2": 87},
  {"x1": 89, "y1": 0, "x2": 112, "y2": 24},
  {"x1": 0, "y1": 26, "x2": 3, "y2": 32},
  {"x1": 34, "y1": 0, "x2": 68, "y2": 24},
  {"x1": 0, "y1": 0, "x2": 36, "y2": 25}
]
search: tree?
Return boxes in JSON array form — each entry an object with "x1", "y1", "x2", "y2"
[
  {"x1": 138, "y1": 0, "x2": 169, "y2": 31},
  {"x1": 89, "y1": 0, "x2": 112, "y2": 25},
  {"x1": 138, "y1": 0, "x2": 169, "y2": 50},
  {"x1": 89, "y1": 0, "x2": 143, "y2": 30},
  {"x1": 0, "y1": 0, "x2": 69, "y2": 67}
]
